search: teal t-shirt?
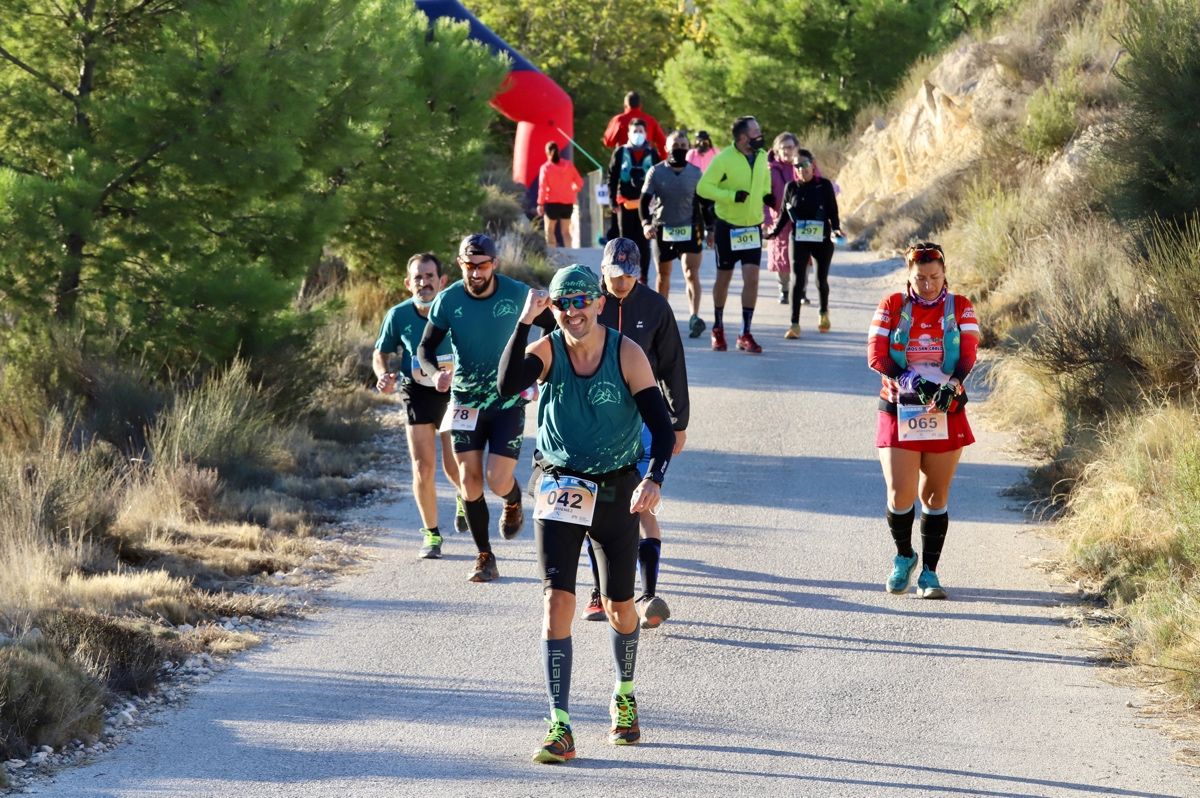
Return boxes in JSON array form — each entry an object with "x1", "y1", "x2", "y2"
[
  {"x1": 375, "y1": 299, "x2": 452, "y2": 384},
  {"x1": 428, "y1": 273, "x2": 530, "y2": 410},
  {"x1": 536, "y1": 327, "x2": 643, "y2": 474}
]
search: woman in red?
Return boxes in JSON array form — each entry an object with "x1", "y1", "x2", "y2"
[
  {"x1": 867, "y1": 243, "x2": 980, "y2": 599},
  {"x1": 537, "y1": 141, "x2": 584, "y2": 249}
]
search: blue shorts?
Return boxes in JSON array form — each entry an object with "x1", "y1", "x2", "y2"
[{"x1": 637, "y1": 424, "x2": 651, "y2": 479}]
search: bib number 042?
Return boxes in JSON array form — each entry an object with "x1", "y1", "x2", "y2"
[{"x1": 533, "y1": 474, "x2": 598, "y2": 527}]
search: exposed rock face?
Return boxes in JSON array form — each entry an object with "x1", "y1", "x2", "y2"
[{"x1": 838, "y1": 37, "x2": 1030, "y2": 231}]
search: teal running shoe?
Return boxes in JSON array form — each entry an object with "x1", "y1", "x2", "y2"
[
  {"x1": 917, "y1": 567, "x2": 947, "y2": 599},
  {"x1": 886, "y1": 552, "x2": 919, "y2": 594},
  {"x1": 418, "y1": 529, "x2": 442, "y2": 559}
]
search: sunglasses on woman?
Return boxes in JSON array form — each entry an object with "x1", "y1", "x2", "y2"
[
  {"x1": 906, "y1": 242, "x2": 944, "y2": 264},
  {"x1": 552, "y1": 295, "x2": 595, "y2": 311}
]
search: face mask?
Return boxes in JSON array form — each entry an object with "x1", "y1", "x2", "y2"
[
  {"x1": 669, "y1": 148, "x2": 688, "y2": 166},
  {"x1": 550, "y1": 151, "x2": 560, "y2": 163},
  {"x1": 628, "y1": 132, "x2": 646, "y2": 148},
  {"x1": 748, "y1": 135, "x2": 765, "y2": 151}
]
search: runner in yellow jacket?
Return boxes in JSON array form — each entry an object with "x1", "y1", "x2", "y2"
[{"x1": 696, "y1": 116, "x2": 772, "y2": 354}]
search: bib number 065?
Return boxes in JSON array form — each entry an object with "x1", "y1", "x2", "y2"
[{"x1": 897, "y1": 405, "x2": 948, "y2": 442}]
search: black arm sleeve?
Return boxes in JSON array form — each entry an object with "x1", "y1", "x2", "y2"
[
  {"x1": 497, "y1": 322, "x2": 546, "y2": 397},
  {"x1": 655, "y1": 313, "x2": 690, "y2": 430},
  {"x1": 607, "y1": 149, "x2": 621, "y2": 206},
  {"x1": 417, "y1": 323, "x2": 449, "y2": 378},
  {"x1": 532, "y1": 307, "x2": 556, "y2": 333},
  {"x1": 765, "y1": 183, "x2": 794, "y2": 239},
  {"x1": 634, "y1": 386, "x2": 675, "y2": 484},
  {"x1": 639, "y1": 185, "x2": 657, "y2": 225},
  {"x1": 699, "y1": 197, "x2": 716, "y2": 229},
  {"x1": 826, "y1": 179, "x2": 841, "y2": 231}
]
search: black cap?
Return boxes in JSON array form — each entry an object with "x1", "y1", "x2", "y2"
[
  {"x1": 458, "y1": 233, "x2": 496, "y2": 259},
  {"x1": 696, "y1": 130, "x2": 711, "y2": 140}
]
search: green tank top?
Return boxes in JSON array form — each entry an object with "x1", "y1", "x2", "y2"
[{"x1": 536, "y1": 327, "x2": 643, "y2": 475}]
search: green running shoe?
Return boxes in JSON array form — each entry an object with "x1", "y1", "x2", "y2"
[
  {"x1": 454, "y1": 495, "x2": 469, "y2": 533},
  {"x1": 886, "y1": 552, "x2": 919, "y2": 594},
  {"x1": 917, "y1": 566, "x2": 947, "y2": 599},
  {"x1": 609, "y1": 693, "x2": 640, "y2": 745},
  {"x1": 688, "y1": 314, "x2": 706, "y2": 339},
  {"x1": 418, "y1": 530, "x2": 442, "y2": 559},
  {"x1": 532, "y1": 719, "x2": 575, "y2": 764}
]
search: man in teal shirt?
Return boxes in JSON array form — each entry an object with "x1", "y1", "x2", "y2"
[
  {"x1": 373, "y1": 252, "x2": 462, "y2": 561},
  {"x1": 418, "y1": 234, "x2": 553, "y2": 582},
  {"x1": 696, "y1": 115, "x2": 772, "y2": 354}
]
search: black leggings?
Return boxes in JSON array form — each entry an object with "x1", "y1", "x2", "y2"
[
  {"x1": 617, "y1": 206, "x2": 651, "y2": 283},
  {"x1": 534, "y1": 468, "x2": 641, "y2": 601},
  {"x1": 791, "y1": 239, "x2": 835, "y2": 319}
]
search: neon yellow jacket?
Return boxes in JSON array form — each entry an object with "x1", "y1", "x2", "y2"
[{"x1": 696, "y1": 146, "x2": 771, "y2": 228}]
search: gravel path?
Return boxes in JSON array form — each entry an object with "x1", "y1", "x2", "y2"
[{"x1": 36, "y1": 248, "x2": 1197, "y2": 797}]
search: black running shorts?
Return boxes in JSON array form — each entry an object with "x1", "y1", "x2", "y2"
[
  {"x1": 543, "y1": 202, "x2": 574, "y2": 221},
  {"x1": 532, "y1": 465, "x2": 641, "y2": 601},
  {"x1": 400, "y1": 381, "x2": 451, "y2": 427},
  {"x1": 449, "y1": 404, "x2": 526, "y2": 460},
  {"x1": 714, "y1": 218, "x2": 762, "y2": 271},
  {"x1": 653, "y1": 229, "x2": 703, "y2": 263}
]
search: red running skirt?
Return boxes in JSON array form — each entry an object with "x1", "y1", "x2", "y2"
[{"x1": 876, "y1": 409, "x2": 974, "y2": 453}]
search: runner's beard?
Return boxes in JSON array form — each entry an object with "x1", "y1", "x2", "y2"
[{"x1": 466, "y1": 274, "x2": 494, "y2": 296}]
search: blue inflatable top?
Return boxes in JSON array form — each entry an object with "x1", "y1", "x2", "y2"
[{"x1": 414, "y1": 0, "x2": 538, "y2": 72}]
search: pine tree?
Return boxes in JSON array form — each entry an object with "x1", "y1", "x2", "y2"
[{"x1": 0, "y1": 1, "x2": 504, "y2": 366}]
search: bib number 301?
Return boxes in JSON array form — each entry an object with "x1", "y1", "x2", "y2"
[
  {"x1": 534, "y1": 475, "x2": 598, "y2": 527},
  {"x1": 729, "y1": 226, "x2": 760, "y2": 251},
  {"x1": 898, "y1": 404, "x2": 949, "y2": 442}
]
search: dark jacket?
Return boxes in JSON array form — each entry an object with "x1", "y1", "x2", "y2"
[
  {"x1": 598, "y1": 283, "x2": 689, "y2": 431},
  {"x1": 766, "y1": 176, "x2": 840, "y2": 241}
]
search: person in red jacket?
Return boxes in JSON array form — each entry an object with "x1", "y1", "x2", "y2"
[
  {"x1": 537, "y1": 141, "x2": 584, "y2": 249},
  {"x1": 867, "y1": 242, "x2": 980, "y2": 600},
  {"x1": 602, "y1": 91, "x2": 667, "y2": 153}
]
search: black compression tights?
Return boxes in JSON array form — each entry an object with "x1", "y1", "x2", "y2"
[{"x1": 791, "y1": 239, "x2": 835, "y2": 320}]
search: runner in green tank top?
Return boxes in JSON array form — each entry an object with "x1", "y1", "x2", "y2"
[
  {"x1": 418, "y1": 234, "x2": 554, "y2": 584},
  {"x1": 497, "y1": 264, "x2": 676, "y2": 765}
]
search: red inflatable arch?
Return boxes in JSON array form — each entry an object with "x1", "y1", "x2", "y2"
[{"x1": 415, "y1": 0, "x2": 575, "y2": 187}]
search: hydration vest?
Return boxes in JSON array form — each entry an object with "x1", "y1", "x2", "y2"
[
  {"x1": 889, "y1": 294, "x2": 961, "y2": 376},
  {"x1": 619, "y1": 147, "x2": 655, "y2": 195}
]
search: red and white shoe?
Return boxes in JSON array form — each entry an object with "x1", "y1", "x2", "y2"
[
  {"x1": 736, "y1": 332, "x2": 763, "y2": 354},
  {"x1": 710, "y1": 326, "x2": 728, "y2": 351}
]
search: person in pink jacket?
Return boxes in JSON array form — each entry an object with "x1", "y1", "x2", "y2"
[
  {"x1": 537, "y1": 141, "x2": 584, "y2": 249},
  {"x1": 763, "y1": 133, "x2": 799, "y2": 304}
]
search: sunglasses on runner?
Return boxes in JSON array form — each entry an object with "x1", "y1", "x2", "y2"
[
  {"x1": 906, "y1": 243, "x2": 944, "y2": 264},
  {"x1": 796, "y1": 159, "x2": 813, "y2": 168},
  {"x1": 461, "y1": 258, "x2": 495, "y2": 271},
  {"x1": 551, "y1": 295, "x2": 595, "y2": 311}
]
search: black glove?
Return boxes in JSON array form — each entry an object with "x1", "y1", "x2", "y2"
[
  {"x1": 914, "y1": 376, "x2": 941, "y2": 405},
  {"x1": 734, "y1": 190, "x2": 750, "y2": 203},
  {"x1": 764, "y1": 193, "x2": 776, "y2": 207},
  {"x1": 932, "y1": 383, "x2": 958, "y2": 412}
]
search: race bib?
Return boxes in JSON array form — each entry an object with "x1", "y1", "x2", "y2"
[
  {"x1": 730, "y1": 226, "x2": 761, "y2": 251},
  {"x1": 439, "y1": 404, "x2": 479, "y2": 433},
  {"x1": 793, "y1": 220, "x2": 824, "y2": 243},
  {"x1": 897, "y1": 404, "x2": 948, "y2": 442},
  {"x1": 411, "y1": 354, "x2": 454, "y2": 388},
  {"x1": 533, "y1": 474, "x2": 598, "y2": 527},
  {"x1": 662, "y1": 224, "x2": 692, "y2": 242}
]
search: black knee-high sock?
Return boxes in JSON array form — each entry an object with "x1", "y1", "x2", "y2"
[
  {"x1": 610, "y1": 624, "x2": 639, "y2": 692},
  {"x1": 502, "y1": 481, "x2": 521, "y2": 505},
  {"x1": 638, "y1": 538, "x2": 661, "y2": 597},
  {"x1": 887, "y1": 504, "x2": 916, "y2": 558},
  {"x1": 921, "y1": 510, "x2": 949, "y2": 571},
  {"x1": 464, "y1": 496, "x2": 491, "y2": 553},
  {"x1": 586, "y1": 538, "x2": 601, "y2": 591},
  {"x1": 741, "y1": 306, "x2": 754, "y2": 335},
  {"x1": 713, "y1": 306, "x2": 725, "y2": 329}
]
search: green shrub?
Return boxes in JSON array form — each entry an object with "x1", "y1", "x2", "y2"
[
  {"x1": 1105, "y1": 0, "x2": 1200, "y2": 229},
  {"x1": 0, "y1": 639, "x2": 105, "y2": 758},
  {"x1": 1021, "y1": 78, "x2": 1081, "y2": 158}
]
